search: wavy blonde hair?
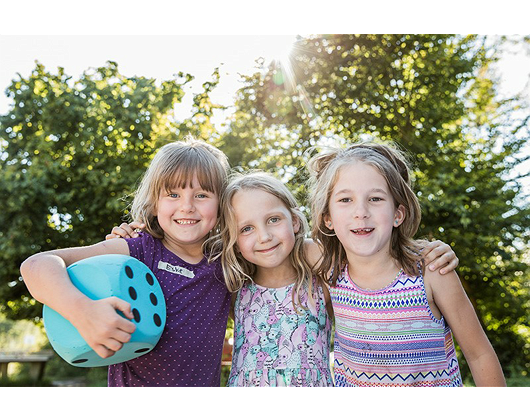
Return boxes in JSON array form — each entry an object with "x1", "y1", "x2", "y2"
[
  {"x1": 209, "y1": 171, "x2": 313, "y2": 309},
  {"x1": 307, "y1": 141, "x2": 423, "y2": 286},
  {"x1": 129, "y1": 136, "x2": 229, "y2": 253}
]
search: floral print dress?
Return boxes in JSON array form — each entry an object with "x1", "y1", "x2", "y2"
[{"x1": 228, "y1": 278, "x2": 333, "y2": 387}]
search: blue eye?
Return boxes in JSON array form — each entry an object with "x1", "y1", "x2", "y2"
[
  {"x1": 240, "y1": 226, "x2": 253, "y2": 234},
  {"x1": 268, "y1": 217, "x2": 280, "y2": 224}
]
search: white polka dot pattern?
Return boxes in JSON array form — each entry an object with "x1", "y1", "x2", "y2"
[{"x1": 107, "y1": 233, "x2": 230, "y2": 387}]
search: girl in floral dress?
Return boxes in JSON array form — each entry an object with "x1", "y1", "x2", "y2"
[{"x1": 211, "y1": 172, "x2": 334, "y2": 386}]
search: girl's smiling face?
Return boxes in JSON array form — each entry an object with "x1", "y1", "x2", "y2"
[
  {"x1": 232, "y1": 188, "x2": 300, "y2": 279},
  {"x1": 324, "y1": 162, "x2": 405, "y2": 263},
  {"x1": 156, "y1": 173, "x2": 219, "y2": 256}
]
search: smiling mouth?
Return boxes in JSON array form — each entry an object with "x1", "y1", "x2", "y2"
[
  {"x1": 351, "y1": 228, "x2": 374, "y2": 235},
  {"x1": 175, "y1": 219, "x2": 199, "y2": 225},
  {"x1": 257, "y1": 244, "x2": 279, "y2": 253}
]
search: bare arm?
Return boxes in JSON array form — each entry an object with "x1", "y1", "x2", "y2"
[
  {"x1": 425, "y1": 269, "x2": 506, "y2": 386},
  {"x1": 20, "y1": 239, "x2": 136, "y2": 358}
]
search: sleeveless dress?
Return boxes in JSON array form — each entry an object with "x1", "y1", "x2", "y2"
[
  {"x1": 331, "y1": 265, "x2": 462, "y2": 387},
  {"x1": 228, "y1": 278, "x2": 333, "y2": 387}
]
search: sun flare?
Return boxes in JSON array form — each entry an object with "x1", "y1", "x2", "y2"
[{"x1": 260, "y1": 35, "x2": 298, "y2": 66}]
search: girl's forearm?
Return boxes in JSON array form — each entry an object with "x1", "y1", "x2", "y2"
[{"x1": 468, "y1": 350, "x2": 506, "y2": 387}]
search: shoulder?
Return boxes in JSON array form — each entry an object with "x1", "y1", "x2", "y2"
[
  {"x1": 423, "y1": 267, "x2": 461, "y2": 290},
  {"x1": 303, "y1": 239, "x2": 323, "y2": 268},
  {"x1": 125, "y1": 232, "x2": 159, "y2": 260},
  {"x1": 423, "y1": 268, "x2": 466, "y2": 311}
]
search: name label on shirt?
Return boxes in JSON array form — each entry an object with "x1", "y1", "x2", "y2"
[{"x1": 157, "y1": 261, "x2": 195, "y2": 278}]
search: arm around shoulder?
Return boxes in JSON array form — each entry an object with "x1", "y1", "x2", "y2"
[{"x1": 425, "y1": 269, "x2": 506, "y2": 386}]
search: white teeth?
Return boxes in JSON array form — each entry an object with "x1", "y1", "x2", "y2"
[
  {"x1": 352, "y1": 228, "x2": 374, "y2": 233},
  {"x1": 176, "y1": 220, "x2": 198, "y2": 225}
]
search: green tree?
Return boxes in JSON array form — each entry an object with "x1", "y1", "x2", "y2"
[
  {"x1": 0, "y1": 61, "x2": 193, "y2": 319},
  {"x1": 220, "y1": 34, "x2": 530, "y2": 378}
]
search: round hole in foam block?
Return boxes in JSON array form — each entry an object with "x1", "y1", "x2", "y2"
[{"x1": 43, "y1": 254, "x2": 166, "y2": 367}]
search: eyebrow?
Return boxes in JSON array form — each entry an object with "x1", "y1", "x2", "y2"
[
  {"x1": 334, "y1": 188, "x2": 389, "y2": 196},
  {"x1": 236, "y1": 209, "x2": 287, "y2": 228}
]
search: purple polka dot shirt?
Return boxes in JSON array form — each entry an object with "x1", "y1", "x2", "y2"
[{"x1": 108, "y1": 233, "x2": 231, "y2": 386}]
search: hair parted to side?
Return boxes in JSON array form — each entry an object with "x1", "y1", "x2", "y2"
[
  {"x1": 307, "y1": 140, "x2": 423, "y2": 286},
  {"x1": 129, "y1": 136, "x2": 229, "y2": 250},
  {"x1": 208, "y1": 171, "x2": 314, "y2": 309}
]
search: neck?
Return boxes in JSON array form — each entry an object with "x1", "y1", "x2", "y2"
[
  {"x1": 254, "y1": 264, "x2": 298, "y2": 288},
  {"x1": 162, "y1": 238, "x2": 205, "y2": 265},
  {"x1": 346, "y1": 251, "x2": 401, "y2": 290}
]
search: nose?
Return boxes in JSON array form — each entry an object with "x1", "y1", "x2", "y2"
[
  {"x1": 179, "y1": 196, "x2": 195, "y2": 213},
  {"x1": 353, "y1": 201, "x2": 369, "y2": 219},
  {"x1": 257, "y1": 226, "x2": 272, "y2": 243}
]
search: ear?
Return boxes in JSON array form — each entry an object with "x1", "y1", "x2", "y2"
[
  {"x1": 393, "y1": 204, "x2": 406, "y2": 227},
  {"x1": 292, "y1": 215, "x2": 301, "y2": 234},
  {"x1": 323, "y1": 214, "x2": 333, "y2": 230}
]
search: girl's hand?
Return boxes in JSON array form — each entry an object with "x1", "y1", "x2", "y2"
[
  {"x1": 422, "y1": 240, "x2": 459, "y2": 274},
  {"x1": 105, "y1": 222, "x2": 146, "y2": 240},
  {"x1": 71, "y1": 296, "x2": 137, "y2": 359}
]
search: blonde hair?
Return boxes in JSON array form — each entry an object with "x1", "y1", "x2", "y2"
[
  {"x1": 129, "y1": 136, "x2": 229, "y2": 252},
  {"x1": 210, "y1": 171, "x2": 313, "y2": 308},
  {"x1": 307, "y1": 141, "x2": 423, "y2": 286}
]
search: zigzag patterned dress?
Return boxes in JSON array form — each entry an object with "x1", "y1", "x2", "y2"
[{"x1": 331, "y1": 265, "x2": 462, "y2": 387}]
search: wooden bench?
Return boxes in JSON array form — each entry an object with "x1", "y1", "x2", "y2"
[{"x1": 0, "y1": 351, "x2": 54, "y2": 382}]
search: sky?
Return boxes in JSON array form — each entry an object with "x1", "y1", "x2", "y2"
[
  {"x1": 0, "y1": 35, "x2": 299, "y2": 121},
  {"x1": 1, "y1": 33, "x2": 529, "y2": 200}
]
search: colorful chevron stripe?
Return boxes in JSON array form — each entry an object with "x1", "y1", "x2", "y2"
[{"x1": 331, "y1": 266, "x2": 462, "y2": 387}]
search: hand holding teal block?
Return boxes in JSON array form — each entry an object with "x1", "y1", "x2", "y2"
[{"x1": 43, "y1": 254, "x2": 166, "y2": 367}]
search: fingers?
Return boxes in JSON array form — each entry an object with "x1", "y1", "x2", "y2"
[
  {"x1": 93, "y1": 344, "x2": 116, "y2": 359},
  {"x1": 93, "y1": 336, "x2": 128, "y2": 358},
  {"x1": 111, "y1": 225, "x2": 134, "y2": 239},
  {"x1": 441, "y1": 255, "x2": 459, "y2": 273},
  {"x1": 129, "y1": 221, "x2": 146, "y2": 231},
  {"x1": 108, "y1": 297, "x2": 135, "y2": 322},
  {"x1": 80, "y1": 298, "x2": 137, "y2": 358},
  {"x1": 421, "y1": 240, "x2": 459, "y2": 275},
  {"x1": 108, "y1": 222, "x2": 146, "y2": 239},
  {"x1": 85, "y1": 326, "x2": 134, "y2": 359},
  {"x1": 425, "y1": 250, "x2": 457, "y2": 274}
]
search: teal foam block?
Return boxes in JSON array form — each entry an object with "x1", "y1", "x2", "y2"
[{"x1": 43, "y1": 254, "x2": 166, "y2": 367}]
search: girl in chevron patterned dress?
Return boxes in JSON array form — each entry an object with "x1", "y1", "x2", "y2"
[{"x1": 308, "y1": 141, "x2": 505, "y2": 387}]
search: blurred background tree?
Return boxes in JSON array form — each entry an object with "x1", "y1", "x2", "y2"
[{"x1": 1, "y1": 34, "x2": 528, "y2": 384}]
